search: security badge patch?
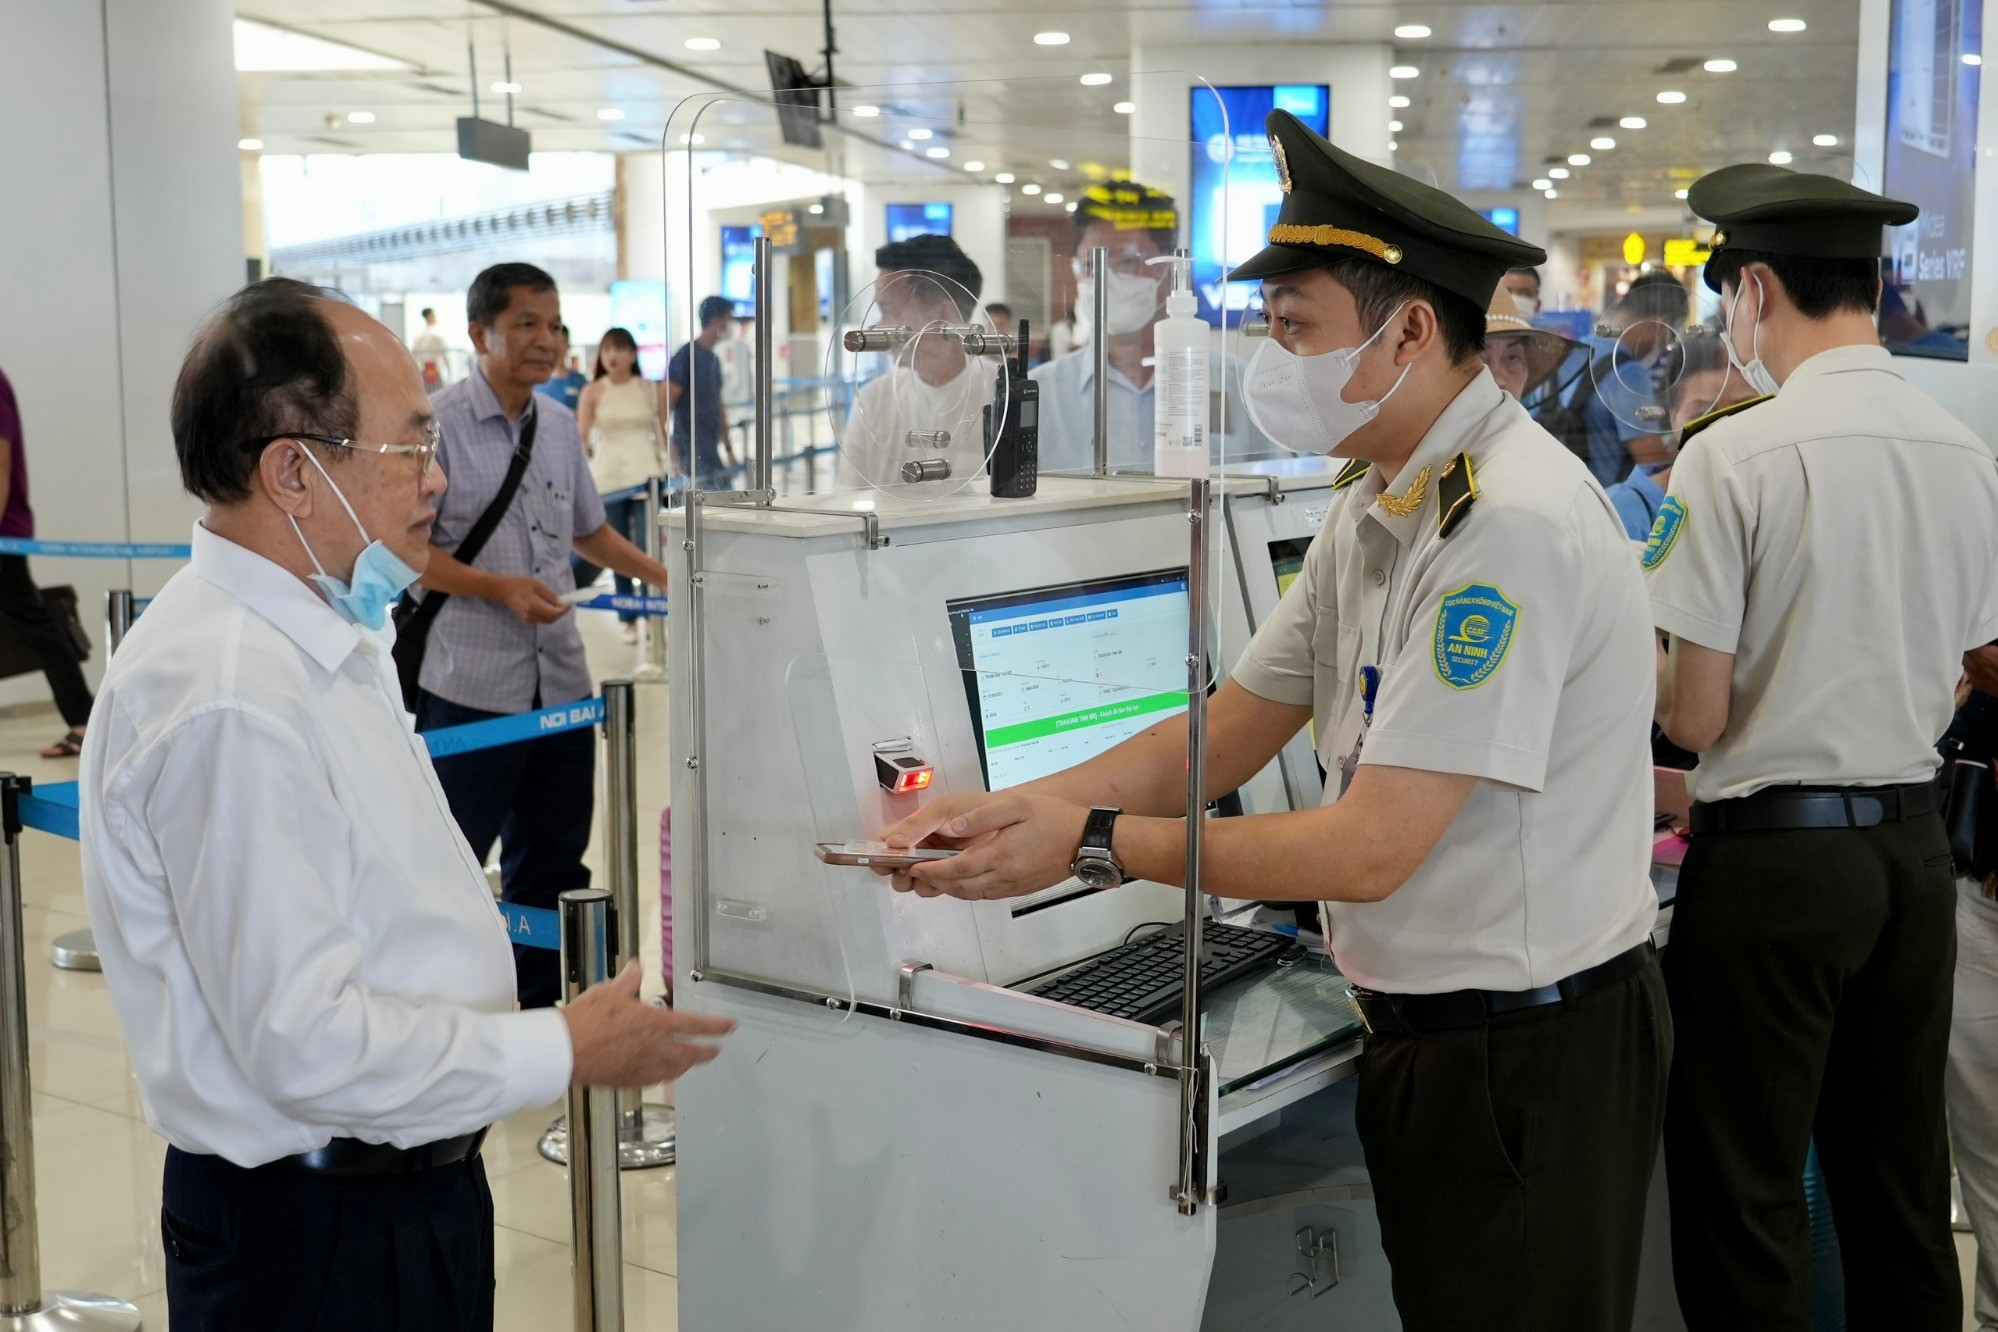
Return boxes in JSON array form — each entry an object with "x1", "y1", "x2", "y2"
[
  {"x1": 1641, "y1": 496, "x2": 1688, "y2": 571},
  {"x1": 1433, "y1": 583, "x2": 1518, "y2": 690}
]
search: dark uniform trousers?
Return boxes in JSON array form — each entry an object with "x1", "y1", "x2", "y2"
[
  {"x1": 1662, "y1": 814, "x2": 1961, "y2": 1330},
  {"x1": 1356, "y1": 957, "x2": 1672, "y2": 1331},
  {"x1": 0, "y1": 554, "x2": 92, "y2": 727},
  {"x1": 416, "y1": 688, "x2": 595, "y2": 1009},
  {"x1": 161, "y1": 1147, "x2": 495, "y2": 1331}
]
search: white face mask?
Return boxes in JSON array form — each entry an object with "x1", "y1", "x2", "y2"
[
  {"x1": 1242, "y1": 303, "x2": 1413, "y2": 456},
  {"x1": 1512, "y1": 293, "x2": 1541, "y2": 320},
  {"x1": 1077, "y1": 270, "x2": 1164, "y2": 338},
  {"x1": 1723, "y1": 273, "x2": 1781, "y2": 396}
]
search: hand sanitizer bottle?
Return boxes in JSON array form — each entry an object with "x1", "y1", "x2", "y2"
[{"x1": 1147, "y1": 253, "x2": 1209, "y2": 478}]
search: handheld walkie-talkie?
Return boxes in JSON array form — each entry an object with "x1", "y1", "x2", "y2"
[{"x1": 986, "y1": 319, "x2": 1038, "y2": 498}]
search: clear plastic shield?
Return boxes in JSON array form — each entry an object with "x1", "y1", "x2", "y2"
[{"x1": 671, "y1": 75, "x2": 1250, "y2": 1004}]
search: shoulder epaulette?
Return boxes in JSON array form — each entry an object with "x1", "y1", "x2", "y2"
[
  {"x1": 1328, "y1": 458, "x2": 1371, "y2": 491},
  {"x1": 1677, "y1": 393, "x2": 1773, "y2": 447},
  {"x1": 1437, "y1": 452, "x2": 1478, "y2": 538}
]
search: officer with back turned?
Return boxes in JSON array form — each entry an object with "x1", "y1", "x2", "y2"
[{"x1": 1649, "y1": 163, "x2": 1998, "y2": 1329}]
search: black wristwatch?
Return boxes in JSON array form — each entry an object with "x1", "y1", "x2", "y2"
[{"x1": 1070, "y1": 807, "x2": 1126, "y2": 889}]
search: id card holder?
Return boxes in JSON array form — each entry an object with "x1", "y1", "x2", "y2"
[{"x1": 1336, "y1": 665, "x2": 1382, "y2": 797}]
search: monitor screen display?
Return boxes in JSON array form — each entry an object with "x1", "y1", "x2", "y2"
[
  {"x1": 1883, "y1": 0, "x2": 1979, "y2": 359},
  {"x1": 720, "y1": 224, "x2": 759, "y2": 319},
  {"x1": 1481, "y1": 207, "x2": 1521, "y2": 236},
  {"x1": 887, "y1": 202, "x2": 953, "y2": 243},
  {"x1": 1189, "y1": 85, "x2": 1331, "y2": 327},
  {"x1": 948, "y1": 570, "x2": 1190, "y2": 791},
  {"x1": 1268, "y1": 538, "x2": 1311, "y2": 597}
]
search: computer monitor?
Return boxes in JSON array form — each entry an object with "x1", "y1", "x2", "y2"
[
  {"x1": 1268, "y1": 537, "x2": 1310, "y2": 598},
  {"x1": 948, "y1": 569, "x2": 1190, "y2": 791},
  {"x1": 886, "y1": 202, "x2": 953, "y2": 243}
]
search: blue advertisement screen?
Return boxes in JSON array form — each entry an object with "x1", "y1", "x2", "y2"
[
  {"x1": 886, "y1": 202, "x2": 953, "y2": 243},
  {"x1": 720, "y1": 224, "x2": 760, "y2": 320},
  {"x1": 1883, "y1": 0, "x2": 1980, "y2": 359},
  {"x1": 1481, "y1": 207, "x2": 1521, "y2": 236},
  {"x1": 1189, "y1": 85, "x2": 1329, "y2": 326}
]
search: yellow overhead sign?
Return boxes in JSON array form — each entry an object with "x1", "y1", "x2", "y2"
[
  {"x1": 1663, "y1": 238, "x2": 1712, "y2": 267},
  {"x1": 1622, "y1": 232, "x2": 1647, "y2": 265}
]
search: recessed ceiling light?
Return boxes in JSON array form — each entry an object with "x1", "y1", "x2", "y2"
[
  {"x1": 238, "y1": 136, "x2": 264, "y2": 151},
  {"x1": 1389, "y1": 95, "x2": 1411, "y2": 108},
  {"x1": 232, "y1": 18, "x2": 408, "y2": 72},
  {"x1": 1388, "y1": 140, "x2": 1399, "y2": 151},
  {"x1": 1966, "y1": 52, "x2": 1985, "y2": 66},
  {"x1": 1022, "y1": 183, "x2": 1043, "y2": 195},
  {"x1": 1591, "y1": 136, "x2": 1616, "y2": 150},
  {"x1": 1389, "y1": 120, "x2": 1404, "y2": 132},
  {"x1": 597, "y1": 108, "x2": 625, "y2": 121},
  {"x1": 1704, "y1": 58, "x2": 1738, "y2": 73},
  {"x1": 1544, "y1": 189, "x2": 1559, "y2": 199},
  {"x1": 1034, "y1": 31, "x2": 1070, "y2": 45},
  {"x1": 1568, "y1": 152, "x2": 1591, "y2": 165},
  {"x1": 851, "y1": 104, "x2": 880, "y2": 117},
  {"x1": 1065, "y1": 201, "x2": 1079, "y2": 212},
  {"x1": 1045, "y1": 192, "x2": 1065, "y2": 204},
  {"x1": 1080, "y1": 72, "x2": 1113, "y2": 86},
  {"x1": 926, "y1": 146, "x2": 950, "y2": 159},
  {"x1": 1390, "y1": 65, "x2": 1420, "y2": 79},
  {"x1": 684, "y1": 37, "x2": 721, "y2": 51},
  {"x1": 1049, "y1": 158, "x2": 1069, "y2": 169},
  {"x1": 1675, "y1": 188, "x2": 1690, "y2": 199},
  {"x1": 1113, "y1": 101, "x2": 1135, "y2": 115},
  {"x1": 1549, "y1": 166, "x2": 1571, "y2": 179},
  {"x1": 1813, "y1": 133, "x2": 1839, "y2": 146},
  {"x1": 346, "y1": 111, "x2": 375, "y2": 124},
  {"x1": 1620, "y1": 116, "x2": 1648, "y2": 129},
  {"x1": 1657, "y1": 89, "x2": 1687, "y2": 104},
  {"x1": 1531, "y1": 177, "x2": 1553, "y2": 190},
  {"x1": 908, "y1": 127, "x2": 933, "y2": 140},
  {"x1": 1394, "y1": 23, "x2": 1432, "y2": 39},
  {"x1": 489, "y1": 81, "x2": 521, "y2": 94},
  {"x1": 1769, "y1": 149, "x2": 1793, "y2": 164},
  {"x1": 964, "y1": 160, "x2": 985, "y2": 172},
  {"x1": 995, "y1": 172, "x2": 1016, "y2": 183},
  {"x1": 1768, "y1": 18, "x2": 1807, "y2": 33},
  {"x1": 807, "y1": 203, "x2": 824, "y2": 214}
]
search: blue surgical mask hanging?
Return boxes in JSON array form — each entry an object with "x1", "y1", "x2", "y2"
[{"x1": 287, "y1": 446, "x2": 422, "y2": 631}]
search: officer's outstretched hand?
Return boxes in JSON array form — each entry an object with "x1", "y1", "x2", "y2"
[{"x1": 878, "y1": 792, "x2": 1089, "y2": 901}]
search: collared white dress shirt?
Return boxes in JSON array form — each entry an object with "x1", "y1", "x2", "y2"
[
  {"x1": 1234, "y1": 370, "x2": 1658, "y2": 993},
  {"x1": 80, "y1": 524, "x2": 573, "y2": 1168},
  {"x1": 1646, "y1": 343, "x2": 1998, "y2": 802}
]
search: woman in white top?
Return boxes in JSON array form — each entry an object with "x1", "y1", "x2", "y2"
[{"x1": 573, "y1": 327, "x2": 670, "y2": 639}]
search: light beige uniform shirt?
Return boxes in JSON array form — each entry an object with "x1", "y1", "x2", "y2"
[
  {"x1": 1234, "y1": 370, "x2": 1659, "y2": 993},
  {"x1": 1645, "y1": 344, "x2": 1998, "y2": 803}
]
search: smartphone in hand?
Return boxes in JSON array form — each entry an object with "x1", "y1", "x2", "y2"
[{"x1": 814, "y1": 841, "x2": 960, "y2": 869}]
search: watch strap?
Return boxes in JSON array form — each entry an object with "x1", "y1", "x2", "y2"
[{"x1": 1081, "y1": 806, "x2": 1121, "y2": 855}]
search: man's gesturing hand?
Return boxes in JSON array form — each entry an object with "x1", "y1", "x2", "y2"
[
  {"x1": 562, "y1": 961, "x2": 734, "y2": 1088},
  {"x1": 498, "y1": 575, "x2": 569, "y2": 625},
  {"x1": 879, "y1": 792, "x2": 1090, "y2": 901}
]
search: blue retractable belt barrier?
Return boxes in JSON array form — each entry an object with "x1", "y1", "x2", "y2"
[
  {"x1": 0, "y1": 538, "x2": 191, "y2": 559},
  {"x1": 418, "y1": 696, "x2": 605, "y2": 758},
  {"x1": 20, "y1": 781, "x2": 77, "y2": 841},
  {"x1": 571, "y1": 593, "x2": 669, "y2": 617},
  {"x1": 499, "y1": 903, "x2": 561, "y2": 951}
]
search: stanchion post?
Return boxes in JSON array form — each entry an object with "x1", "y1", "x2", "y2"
[
  {"x1": 561, "y1": 889, "x2": 624, "y2": 1332},
  {"x1": 0, "y1": 774, "x2": 140, "y2": 1330},
  {"x1": 1092, "y1": 244, "x2": 1110, "y2": 477},
  {"x1": 638, "y1": 481, "x2": 666, "y2": 680},
  {"x1": 50, "y1": 599, "x2": 128, "y2": 974},
  {"x1": 104, "y1": 591, "x2": 133, "y2": 657}
]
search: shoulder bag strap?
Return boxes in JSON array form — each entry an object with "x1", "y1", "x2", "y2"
[{"x1": 394, "y1": 403, "x2": 538, "y2": 634}]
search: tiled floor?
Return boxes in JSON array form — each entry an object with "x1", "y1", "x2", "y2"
[
  {"x1": 7, "y1": 602, "x2": 1994, "y2": 1330},
  {"x1": 10, "y1": 604, "x2": 676, "y2": 1330}
]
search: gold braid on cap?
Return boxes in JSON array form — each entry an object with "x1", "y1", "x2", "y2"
[
  {"x1": 1272, "y1": 136, "x2": 1293, "y2": 194},
  {"x1": 1267, "y1": 224, "x2": 1404, "y2": 265}
]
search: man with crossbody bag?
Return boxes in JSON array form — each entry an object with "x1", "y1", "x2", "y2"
[{"x1": 409, "y1": 263, "x2": 672, "y2": 1008}]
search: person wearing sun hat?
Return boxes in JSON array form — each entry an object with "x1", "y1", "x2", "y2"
[
  {"x1": 1480, "y1": 285, "x2": 1580, "y2": 401},
  {"x1": 1649, "y1": 160, "x2": 1998, "y2": 1330},
  {"x1": 877, "y1": 108, "x2": 1669, "y2": 1332}
]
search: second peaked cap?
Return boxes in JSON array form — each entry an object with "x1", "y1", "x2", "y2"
[{"x1": 1229, "y1": 110, "x2": 1547, "y2": 307}]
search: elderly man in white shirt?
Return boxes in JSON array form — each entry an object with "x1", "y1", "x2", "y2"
[{"x1": 79, "y1": 277, "x2": 732, "y2": 1332}]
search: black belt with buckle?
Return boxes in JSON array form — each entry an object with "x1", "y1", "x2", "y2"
[
  {"x1": 1688, "y1": 781, "x2": 1937, "y2": 835},
  {"x1": 276, "y1": 1128, "x2": 488, "y2": 1177},
  {"x1": 1348, "y1": 942, "x2": 1653, "y2": 1038}
]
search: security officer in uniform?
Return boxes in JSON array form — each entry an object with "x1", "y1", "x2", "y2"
[
  {"x1": 1649, "y1": 163, "x2": 1998, "y2": 1329},
  {"x1": 880, "y1": 111, "x2": 1670, "y2": 1332}
]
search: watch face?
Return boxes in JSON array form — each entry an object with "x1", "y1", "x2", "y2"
[{"x1": 1073, "y1": 856, "x2": 1122, "y2": 889}]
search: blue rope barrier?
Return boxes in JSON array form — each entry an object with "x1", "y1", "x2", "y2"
[{"x1": 0, "y1": 538, "x2": 190, "y2": 559}]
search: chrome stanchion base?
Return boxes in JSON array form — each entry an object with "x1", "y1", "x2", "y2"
[
  {"x1": 538, "y1": 1103, "x2": 675, "y2": 1170},
  {"x1": 0, "y1": 1291, "x2": 142, "y2": 1329},
  {"x1": 49, "y1": 928, "x2": 100, "y2": 972}
]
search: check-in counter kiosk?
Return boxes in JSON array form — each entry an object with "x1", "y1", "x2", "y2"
[{"x1": 666, "y1": 77, "x2": 1403, "y2": 1330}]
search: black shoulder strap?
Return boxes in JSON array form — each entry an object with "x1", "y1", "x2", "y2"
[
  {"x1": 394, "y1": 404, "x2": 537, "y2": 630},
  {"x1": 1437, "y1": 452, "x2": 1478, "y2": 538},
  {"x1": 1676, "y1": 393, "x2": 1773, "y2": 448},
  {"x1": 1329, "y1": 458, "x2": 1371, "y2": 491}
]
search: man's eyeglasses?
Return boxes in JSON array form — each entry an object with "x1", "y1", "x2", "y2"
[{"x1": 253, "y1": 421, "x2": 442, "y2": 474}]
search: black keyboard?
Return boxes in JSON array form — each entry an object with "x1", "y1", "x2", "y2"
[{"x1": 1025, "y1": 921, "x2": 1301, "y2": 1025}]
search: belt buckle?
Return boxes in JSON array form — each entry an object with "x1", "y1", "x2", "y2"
[{"x1": 1346, "y1": 983, "x2": 1380, "y2": 1036}]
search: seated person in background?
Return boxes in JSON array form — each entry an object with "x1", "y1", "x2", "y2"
[
  {"x1": 1032, "y1": 183, "x2": 1274, "y2": 471},
  {"x1": 1481, "y1": 286, "x2": 1579, "y2": 402},
  {"x1": 1603, "y1": 335, "x2": 1760, "y2": 541},
  {"x1": 838, "y1": 234, "x2": 993, "y2": 490}
]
